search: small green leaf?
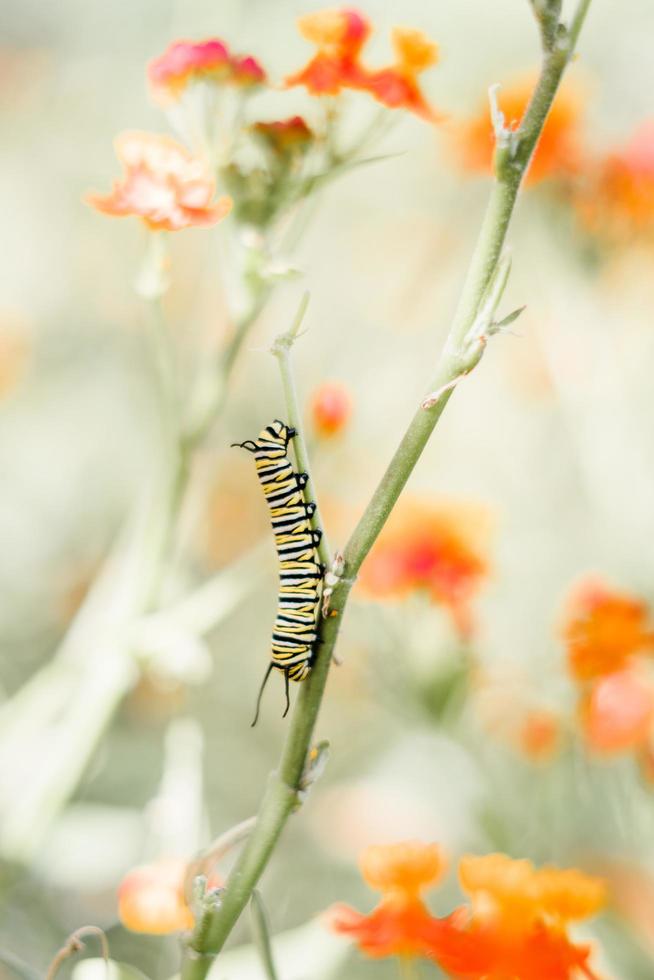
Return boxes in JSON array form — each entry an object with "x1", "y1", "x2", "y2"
[
  {"x1": 494, "y1": 305, "x2": 527, "y2": 330},
  {"x1": 249, "y1": 891, "x2": 279, "y2": 980}
]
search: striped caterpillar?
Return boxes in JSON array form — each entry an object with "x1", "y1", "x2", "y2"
[{"x1": 232, "y1": 419, "x2": 324, "y2": 725}]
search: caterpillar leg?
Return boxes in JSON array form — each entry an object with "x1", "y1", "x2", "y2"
[
  {"x1": 296, "y1": 472, "x2": 309, "y2": 489},
  {"x1": 251, "y1": 662, "x2": 274, "y2": 728}
]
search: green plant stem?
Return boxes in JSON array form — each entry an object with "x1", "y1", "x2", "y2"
[
  {"x1": 271, "y1": 292, "x2": 332, "y2": 570},
  {"x1": 179, "y1": 3, "x2": 593, "y2": 973}
]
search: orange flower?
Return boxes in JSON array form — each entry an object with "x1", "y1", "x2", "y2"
[
  {"x1": 88, "y1": 132, "x2": 232, "y2": 231},
  {"x1": 433, "y1": 855, "x2": 606, "y2": 979},
  {"x1": 309, "y1": 380, "x2": 353, "y2": 437},
  {"x1": 148, "y1": 39, "x2": 266, "y2": 103},
  {"x1": 579, "y1": 667, "x2": 654, "y2": 754},
  {"x1": 358, "y1": 496, "x2": 491, "y2": 637},
  {"x1": 285, "y1": 8, "x2": 371, "y2": 95},
  {"x1": 576, "y1": 120, "x2": 654, "y2": 243},
  {"x1": 365, "y1": 27, "x2": 441, "y2": 122},
  {"x1": 519, "y1": 708, "x2": 562, "y2": 762},
  {"x1": 329, "y1": 841, "x2": 446, "y2": 958},
  {"x1": 457, "y1": 75, "x2": 584, "y2": 185},
  {"x1": 328, "y1": 843, "x2": 606, "y2": 978},
  {"x1": 562, "y1": 577, "x2": 654, "y2": 681},
  {"x1": 118, "y1": 858, "x2": 194, "y2": 935}
]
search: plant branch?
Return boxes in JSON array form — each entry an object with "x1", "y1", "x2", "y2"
[
  {"x1": 178, "y1": 1, "x2": 594, "y2": 972},
  {"x1": 46, "y1": 927, "x2": 108, "y2": 980}
]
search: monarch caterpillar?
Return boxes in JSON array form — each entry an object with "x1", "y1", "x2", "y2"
[{"x1": 232, "y1": 419, "x2": 324, "y2": 725}]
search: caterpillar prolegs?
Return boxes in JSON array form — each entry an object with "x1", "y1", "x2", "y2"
[{"x1": 232, "y1": 419, "x2": 324, "y2": 725}]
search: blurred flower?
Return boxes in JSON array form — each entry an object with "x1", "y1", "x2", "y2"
[
  {"x1": 329, "y1": 841, "x2": 446, "y2": 957},
  {"x1": 474, "y1": 667, "x2": 564, "y2": 764},
  {"x1": 88, "y1": 131, "x2": 232, "y2": 231},
  {"x1": 562, "y1": 577, "x2": 654, "y2": 682},
  {"x1": 148, "y1": 38, "x2": 266, "y2": 103},
  {"x1": 309, "y1": 380, "x2": 353, "y2": 437},
  {"x1": 0, "y1": 314, "x2": 29, "y2": 398},
  {"x1": 442, "y1": 854, "x2": 607, "y2": 980},
  {"x1": 518, "y1": 708, "x2": 562, "y2": 763},
  {"x1": 575, "y1": 120, "x2": 654, "y2": 245},
  {"x1": 365, "y1": 28, "x2": 441, "y2": 122},
  {"x1": 358, "y1": 496, "x2": 492, "y2": 637},
  {"x1": 148, "y1": 39, "x2": 230, "y2": 102},
  {"x1": 579, "y1": 667, "x2": 654, "y2": 754},
  {"x1": 286, "y1": 9, "x2": 441, "y2": 121},
  {"x1": 457, "y1": 76, "x2": 584, "y2": 184},
  {"x1": 251, "y1": 116, "x2": 315, "y2": 166},
  {"x1": 118, "y1": 857, "x2": 194, "y2": 934},
  {"x1": 328, "y1": 843, "x2": 606, "y2": 978},
  {"x1": 285, "y1": 8, "x2": 371, "y2": 96},
  {"x1": 230, "y1": 54, "x2": 267, "y2": 88}
]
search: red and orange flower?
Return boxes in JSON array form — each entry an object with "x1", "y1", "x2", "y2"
[
  {"x1": 562, "y1": 577, "x2": 654, "y2": 682},
  {"x1": 330, "y1": 841, "x2": 447, "y2": 958},
  {"x1": 329, "y1": 841, "x2": 607, "y2": 979},
  {"x1": 148, "y1": 38, "x2": 266, "y2": 103},
  {"x1": 285, "y1": 8, "x2": 371, "y2": 96},
  {"x1": 309, "y1": 380, "x2": 353, "y2": 438},
  {"x1": 576, "y1": 119, "x2": 654, "y2": 244},
  {"x1": 286, "y1": 8, "x2": 441, "y2": 121},
  {"x1": 88, "y1": 131, "x2": 232, "y2": 231},
  {"x1": 457, "y1": 75, "x2": 584, "y2": 185},
  {"x1": 561, "y1": 577, "x2": 654, "y2": 758},
  {"x1": 358, "y1": 496, "x2": 492, "y2": 637},
  {"x1": 365, "y1": 27, "x2": 442, "y2": 122}
]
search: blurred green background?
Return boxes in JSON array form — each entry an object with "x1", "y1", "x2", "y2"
[{"x1": 2, "y1": 0, "x2": 654, "y2": 977}]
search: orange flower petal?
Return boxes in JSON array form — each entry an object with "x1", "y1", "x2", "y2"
[
  {"x1": 118, "y1": 858, "x2": 194, "y2": 935},
  {"x1": 562, "y1": 577, "x2": 654, "y2": 681},
  {"x1": 360, "y1": 841, "x2": 446, "y2": 900},
  {"x1": 581, "y1": 668, "x2": 654, "y2": 753},
  {"x1": 364, "y1": 28, "x2": 442, "y2": 122}
]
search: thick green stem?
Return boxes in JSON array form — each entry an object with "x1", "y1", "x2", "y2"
[{"x1": 179, "y1": 3, "x2": 593, "y2": 972}]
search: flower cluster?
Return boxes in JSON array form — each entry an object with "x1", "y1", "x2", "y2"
[
  {"x1": 562, "y1": 577, "x2": 654, "y2": 757},
  {"x1": 89, "y1": 11, "x2": 443, "y2": 239},
  {"x1": 286, "y1": 9, "x2": 441, "y2": 121},
  {"x1": 148, "y1": 38, "x2": 265, "y2": 103},
  {"x1": 329, "y1": 841, "x2": 606, "y2": 978},
  {"x1": 358, "y1": 496, "x2": 492, "y2": 638}
]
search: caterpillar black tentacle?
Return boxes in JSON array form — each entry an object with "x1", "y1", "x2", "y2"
[{"x1": 233, "y1": 419, "x2": 323, "y2": 725}]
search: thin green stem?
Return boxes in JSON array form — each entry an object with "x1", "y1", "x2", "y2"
[
  {"x1": 272, "y1": 292, "x2": 332, "y2": 570},
  {"x1": 178, "y1": 2, "x2": 594, "y2": 973},
  {"x1": 249, "y1": 891, "x2": 280, "y2": 980}
]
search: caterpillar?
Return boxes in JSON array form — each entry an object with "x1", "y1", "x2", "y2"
[{"x1": 232, "y1": 419, "x2": 324, "y2": 725}]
